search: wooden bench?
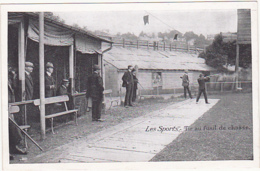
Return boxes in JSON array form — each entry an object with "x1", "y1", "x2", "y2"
[
  {"x1": 9, "y1": 105, "x2": 30, "y2": 130},
  {"x1": 104, "y1": 89, "x2": 119, "y2": 109},
  {"x1": 34, "y1": 95, "x2": 78, "y2": 134}
]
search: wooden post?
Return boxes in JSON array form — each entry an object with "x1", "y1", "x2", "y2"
[
  {"x1": 18, "y1": 18, "x2": 25, "y2": 101},
  {"x1": 163, "y1": 42, "x2": 165, "y2": 51},
  {"x1": 137, "y1": 40, "x2": 139, "y2": 49},
  {"x1": 235, "y1": 43, "x2": 240, "y2": 89},
  {"x1": 18, "y1": 17, "x2": 27, "y2": 146},
  {"x1": 69, "y1": 45, "x2": 74, "y2": 94},
  {"x1": 147, "y1": 41, "x2": 149, "y2": 50},
  {"x1": 39, "y1": 12, "x2": 46, "y2": 139},
  {"x1": 123, "y1": 38, "x2": 125, "y2": 48}
]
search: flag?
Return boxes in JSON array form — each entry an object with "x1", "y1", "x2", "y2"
[
  {"x1": 143, "y1": 15, "x2": 149, "y2": 25},
  {"x1": 174, "y1": 34, "x2": 178, "y2": 40}
]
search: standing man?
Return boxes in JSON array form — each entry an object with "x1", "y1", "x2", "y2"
[
  {"x1": 45, "y1": 62, "x2": 56, "y2": 98},
  {"x1": 122, "y1": 65, "x2": 134, "y2": 107},
  {"x1": 24, "y1": 62, "x2": 34, "y2": 100},
  {"x1": 196, "y1": 73, "x2": 210, "y2": 104},
  {"x1": 132, "y1": 68, "x2": 138, "y2": 102},
  {"x1": 8, "y1": 69, "x2": 27, "y2": 157},
  {"x1": 180, "y1": 70, "x2": 192, "y2": 99},
  {"x1": 86, "y1": 65, "x2": 104, "y2": 122}
]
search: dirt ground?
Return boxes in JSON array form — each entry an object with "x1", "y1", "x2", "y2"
[
  {"x1": 10, "y1": 97, "x2": 183, "y2": 163},
  {"x1": 150, "y1": 92, "x2": 253, "y2": 161}
]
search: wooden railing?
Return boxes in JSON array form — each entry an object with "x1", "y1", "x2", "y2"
[{"x1": 112, "y1": 38, "x2": 204, "y2": 54}]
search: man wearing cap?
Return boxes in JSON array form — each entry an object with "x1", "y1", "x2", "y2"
[
  {"x1": 122, "y1": 65, "x2": 134, "y2": 107},
  {"x1": 57, "y1": 79, "x2": 70, "y2": 96},
  {"x1": 86, "y1": 65, "x2": 104, "y2": 121},
  {"x1": 180, "y1": 70, "x2": 192, "y2": 99},
  {"x1": 45, "y1": 62, "x2": 56, "y2": 98},
  {"x1": 25, "y1": 62, "x2": 34, "y2": 100}
]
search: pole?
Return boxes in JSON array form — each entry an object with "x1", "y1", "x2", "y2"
[
  {"x1": 69, "y1": 44, "x2": 74, "y2": 94},
  {"x1": 9, "y1": 117, "x2": 44, "y2": 151},
  {"x1": 39, "y1": 12, "x2": 46, "y2": 139},
  {"x1": 235, "y1": 43, "x2": 239, "y2": 89}
]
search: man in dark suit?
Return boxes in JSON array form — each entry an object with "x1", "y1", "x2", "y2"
[
  {"x1": 180, "y1": 70, "x2": 192, "y2": 99},
  {"x1": 196, "y1": 73, "x2": 210, "y2": 104},
  {"x1": 122, "y1": 65, "x2": 134, "y2": 107},
  {"x1": 25, "y1": 62, "x2": 34, "y2": 100},
  {"x1": 86, "y1": 65, "x2": 104, "y2": 122},
  {"x1": 45, "y1": 62, "x2": 56, "y2": 98},
  {"x1": 132, "y1": 69, "x2": 138, "y2": 102},
  {"x1": 8, "y1": 69, "x2": 27, "y2": 157},
  {"x1": 57, "y1": 79, "x2": 70, "y2": 96}
]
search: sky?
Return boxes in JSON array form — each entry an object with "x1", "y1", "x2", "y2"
[{"x1": 54, "y1": 9, "x2": 237, "y2": 37}]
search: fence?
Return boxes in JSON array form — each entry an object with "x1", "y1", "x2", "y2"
[
  {"x1": 205, "y1": 81, "x2": 252, "y2": 93},
  {"x1": 113, "y1": 38, "x2": 204, "y2": 54}
]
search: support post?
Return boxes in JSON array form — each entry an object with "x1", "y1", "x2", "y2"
[
  {"x1": 235, "y1": 43, "x2": 240, "y2": 89},
  {"x1": 69, "y1": 45, "x2": 74, "y2": 94},
  {"x1": 18, "y1": 18, "x2": 25, "y2": 101},
  {"x1": 39, "y1": 12, "x2": 46, "y2": 139},
  {"x1": 137, "y1": 40, "x2": 139, "y2": 49}
]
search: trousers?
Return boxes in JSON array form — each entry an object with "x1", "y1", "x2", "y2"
[
  {"x1": 124, "y1": 83, "x2": 134, "y2": 106},
  {"x1": 92, "y1": 99, "x2": 102, "y2": 120},
  {"x1": 196, "y1": 88, "x2": 208, "y2": 103},
  {"x1": 183, "y1": 86, "x2": 192, "y2": 98}
]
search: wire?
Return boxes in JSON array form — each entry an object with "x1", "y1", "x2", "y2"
[{"x1": 144, "y1": 10, "x2": 176, "y2": 31}]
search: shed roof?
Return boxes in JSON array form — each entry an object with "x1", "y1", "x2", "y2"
[{"x1": 104, "y1": 47, "x2": 216, "y2": 71}]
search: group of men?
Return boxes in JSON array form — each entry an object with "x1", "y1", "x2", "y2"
[
  {"x1": 180, "y1": 70, "x2": 210, "y2": 104},
  {"x1": 122, "y1": 65, "x2": 138, "y2": 108},
  {"x1": 8, "y1": 61, "x2": 71, "y2": 158}
]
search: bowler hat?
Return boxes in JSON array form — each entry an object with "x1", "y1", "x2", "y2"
[
  {"x1": 25, "y1": 61, "x2": 34, "y2": 68},
  {"x1": 93, "y1": 65, "x2": 101, "y2": 70},
  {"x1": 46, "y1": 62, "x2": 54, "y2": 68}
]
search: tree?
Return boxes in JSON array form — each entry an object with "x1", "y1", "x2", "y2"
[
  {"x1": 199, "y1": 34, "x2": 232, "y2": 71},
  {"x1": 199, "y1": 34, "x2": 251, "y2": 71}
]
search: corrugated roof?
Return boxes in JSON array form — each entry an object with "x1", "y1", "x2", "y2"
[{"x1": 104, "y1": 47, "x2": 216, "y2": 71}]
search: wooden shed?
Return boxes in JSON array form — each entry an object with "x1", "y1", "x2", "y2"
[{"x1": 103, "y1": 46, "x2": 216, "y2": 97}]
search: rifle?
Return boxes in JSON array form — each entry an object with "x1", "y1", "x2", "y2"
[{"x1": 9, "y1": 117, "x2": 44, "y2": 151}]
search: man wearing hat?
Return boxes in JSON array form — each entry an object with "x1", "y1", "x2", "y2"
[
  {"x1": 45, "y1": 62, "x2": 56, "y2": 98},
  {"x1": 180, "y1": 70, "x2": 192, "y2": 99},
  {"x1": 86, "y1": 64, "x2": 104, "y2": 121},
  {"x1": 57, "y1": 79, "x2": 70, "y2": 96},
  {"x1": 25, "y1": 62, "x2": 34, "y2": 100},
  {"x1": 122, "y1": 65, "x2": 134, "y2": 107}
]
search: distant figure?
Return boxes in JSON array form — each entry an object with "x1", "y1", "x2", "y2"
[
  {"x1": 25, "y1": 62, "x2": 34, "y2": 100},
  {"x1": 180, "y1": 70, "x2": 192, "y2": 99},
  {"x1": 57, "y1": 79, "x2": 70, "y2": 96},
  {"x1": 132, "y1": 69, "x2": 138, "y2": 102},
  {"x1": 86, "y1": 65, "x2": 104, "y2": 122},
  {"x1": 122, "y1": 65, "x2": 134, "y2": 107},
  {"x1": 45, "y1": 62, "x2": 56, "y2": 98},
  {"x1": 196, "y1": 73, "x2": 210, "y2": 104}
]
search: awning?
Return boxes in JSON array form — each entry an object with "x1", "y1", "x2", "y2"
[
  {"x1": 75, "y1": 34, "x2": 102, "y2": 54},
  {"x1": 28, "y1": 18, "x2": 74, "y2": 46}
]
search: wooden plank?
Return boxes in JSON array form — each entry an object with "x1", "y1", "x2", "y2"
[
  {"x1": 45, "y1": 109, "x2": 78, "y2": 119},
  {"x1": 34, "y1": 95, "x2": 69, "y2": 106},
  {"x1": 9, "y1": 106, "x2": 20, "y2": 113}
]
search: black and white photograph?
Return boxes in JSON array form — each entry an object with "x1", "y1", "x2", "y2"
[{"x1": 1, "y1": 1, "x2": 259, "y2": 170}]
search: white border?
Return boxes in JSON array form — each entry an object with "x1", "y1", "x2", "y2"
[{"x1": 1, "y1": 1, "x2": 259, "y2": 170}]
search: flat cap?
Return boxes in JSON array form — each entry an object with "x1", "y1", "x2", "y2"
[
  {"x1": 62, "y1": 79, "x2": 69, "y2": 82},
  {"x1": 25, "y1": 61, "x2": 34, "y2": 67},
  {"x1": 93, "y1": 64, "x2": 101, "y2": 70},
  {"x1": 46, "y1": 62, "x2": 54, "y2": 68}
]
